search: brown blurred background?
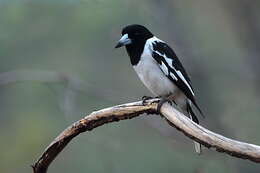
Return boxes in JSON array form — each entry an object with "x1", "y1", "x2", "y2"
[{"x1": 0, "y1": 0, "x2": 260, "y2": 172}]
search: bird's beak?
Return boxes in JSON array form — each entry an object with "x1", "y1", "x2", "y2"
[{"x1": 115, "y1": 34, "x2": 132, "y2": 48}]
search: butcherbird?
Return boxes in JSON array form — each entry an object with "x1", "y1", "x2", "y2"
[{"x1": 115, "y1": 24, "x2": 204, "y2": 154}]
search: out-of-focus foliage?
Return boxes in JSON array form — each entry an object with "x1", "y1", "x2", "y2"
[{"x1": 0, "y1": 0, "x2": 260, "y2": 172}]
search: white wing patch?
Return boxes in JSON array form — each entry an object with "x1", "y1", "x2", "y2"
[
  {"x1": 150, "y1": 42, "x2": 195, "y2": 96},
  {"x1": 155, "y1": 51, "x2": 178, "y2": 81},
  {"x1": 176, "y1": 71, "x2": 194, "y2": 96},
  {"x1": 160, "y1": 62, "x2": 169, "y2": 75},
  {"x1": 170, "y1": 72, "x2": 178, "y2": 81},
  {"x1": 154, "y1": 50, "x2": 174, "y2": 68}
]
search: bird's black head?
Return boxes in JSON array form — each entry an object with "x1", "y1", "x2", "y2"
[
  {"x1": 115, "y1": 24, "x2": 153, "y2": 48},
  {"x1": 115, "y1": 24, "x2": 154, "y2": 65}
]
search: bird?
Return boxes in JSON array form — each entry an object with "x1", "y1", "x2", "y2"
[{"x1": 115, "y1": 24, "x2": 203, "y2": 154}]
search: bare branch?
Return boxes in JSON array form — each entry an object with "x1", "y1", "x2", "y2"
[
  {"x1": 32, "y1": 99, "x2": 159, "y2": 173},
  {"x1": 160, "y1": 103, "x2": 260, "y2": 161},
  {"x1": 32, "y1": 99, "x2": 260, "y2": 173}
]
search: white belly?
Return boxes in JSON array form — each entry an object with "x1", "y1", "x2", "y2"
[{"x1": 133, "y1": 55, "x2": 179, "y2": 97}]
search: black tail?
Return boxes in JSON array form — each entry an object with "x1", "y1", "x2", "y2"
[
  {"x1": 187, "y1": 101, "x2": 199, "y2": 124},
  {"x1": 190, "y1": 97, "x2": 205, "y2": 118},
  {"x1": 187, "y1": 100, "x2": 201, "y2": 154}
]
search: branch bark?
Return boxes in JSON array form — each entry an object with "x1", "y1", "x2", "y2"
[{"x1": 32, "y1": 99, "x2": 260, "y2": 173}]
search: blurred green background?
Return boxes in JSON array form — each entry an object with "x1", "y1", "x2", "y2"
[{"x1": 1, "y1": 0, "x2": 260, "y2": 172}]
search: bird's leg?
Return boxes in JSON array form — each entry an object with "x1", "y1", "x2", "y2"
[
  {"x1": 141, "y1": 95, "x2": 162, "y2": 105},
  {"x1": 157, "y1": 94, "x2": 177, "y2": 113},
  {"x1": 142, "y1": 96, "x2": 154, "y2": 105},
  {"x1": 157, "y1": 97, "x2": 172, "y2": 113},
  {"x1": 142, "y1": 95, "x2": 153, "y2": 100}
]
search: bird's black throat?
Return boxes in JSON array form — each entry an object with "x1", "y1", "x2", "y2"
[{"x1": 125, "y1": 40, "x2": 146, "y2": 66}]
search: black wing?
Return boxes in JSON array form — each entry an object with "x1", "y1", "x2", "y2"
[{"x1": 151, "y1": 40, "x2": 204, "y2": 116}]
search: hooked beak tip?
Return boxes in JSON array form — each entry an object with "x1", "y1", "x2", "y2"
[
  {"x1": 115, "y1": 34, "x2": 131, "y2": 49},
  {"x1": 115, "y1": 42, "x2": 123, "y2": 48}
]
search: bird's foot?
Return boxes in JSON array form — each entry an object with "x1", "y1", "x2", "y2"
[
  {"x1": 157, "y1": 97, "x2": 173, "y2": 113},
  {"x1": 142, "y1": 96, "x2": 154, "y2": 105}
]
